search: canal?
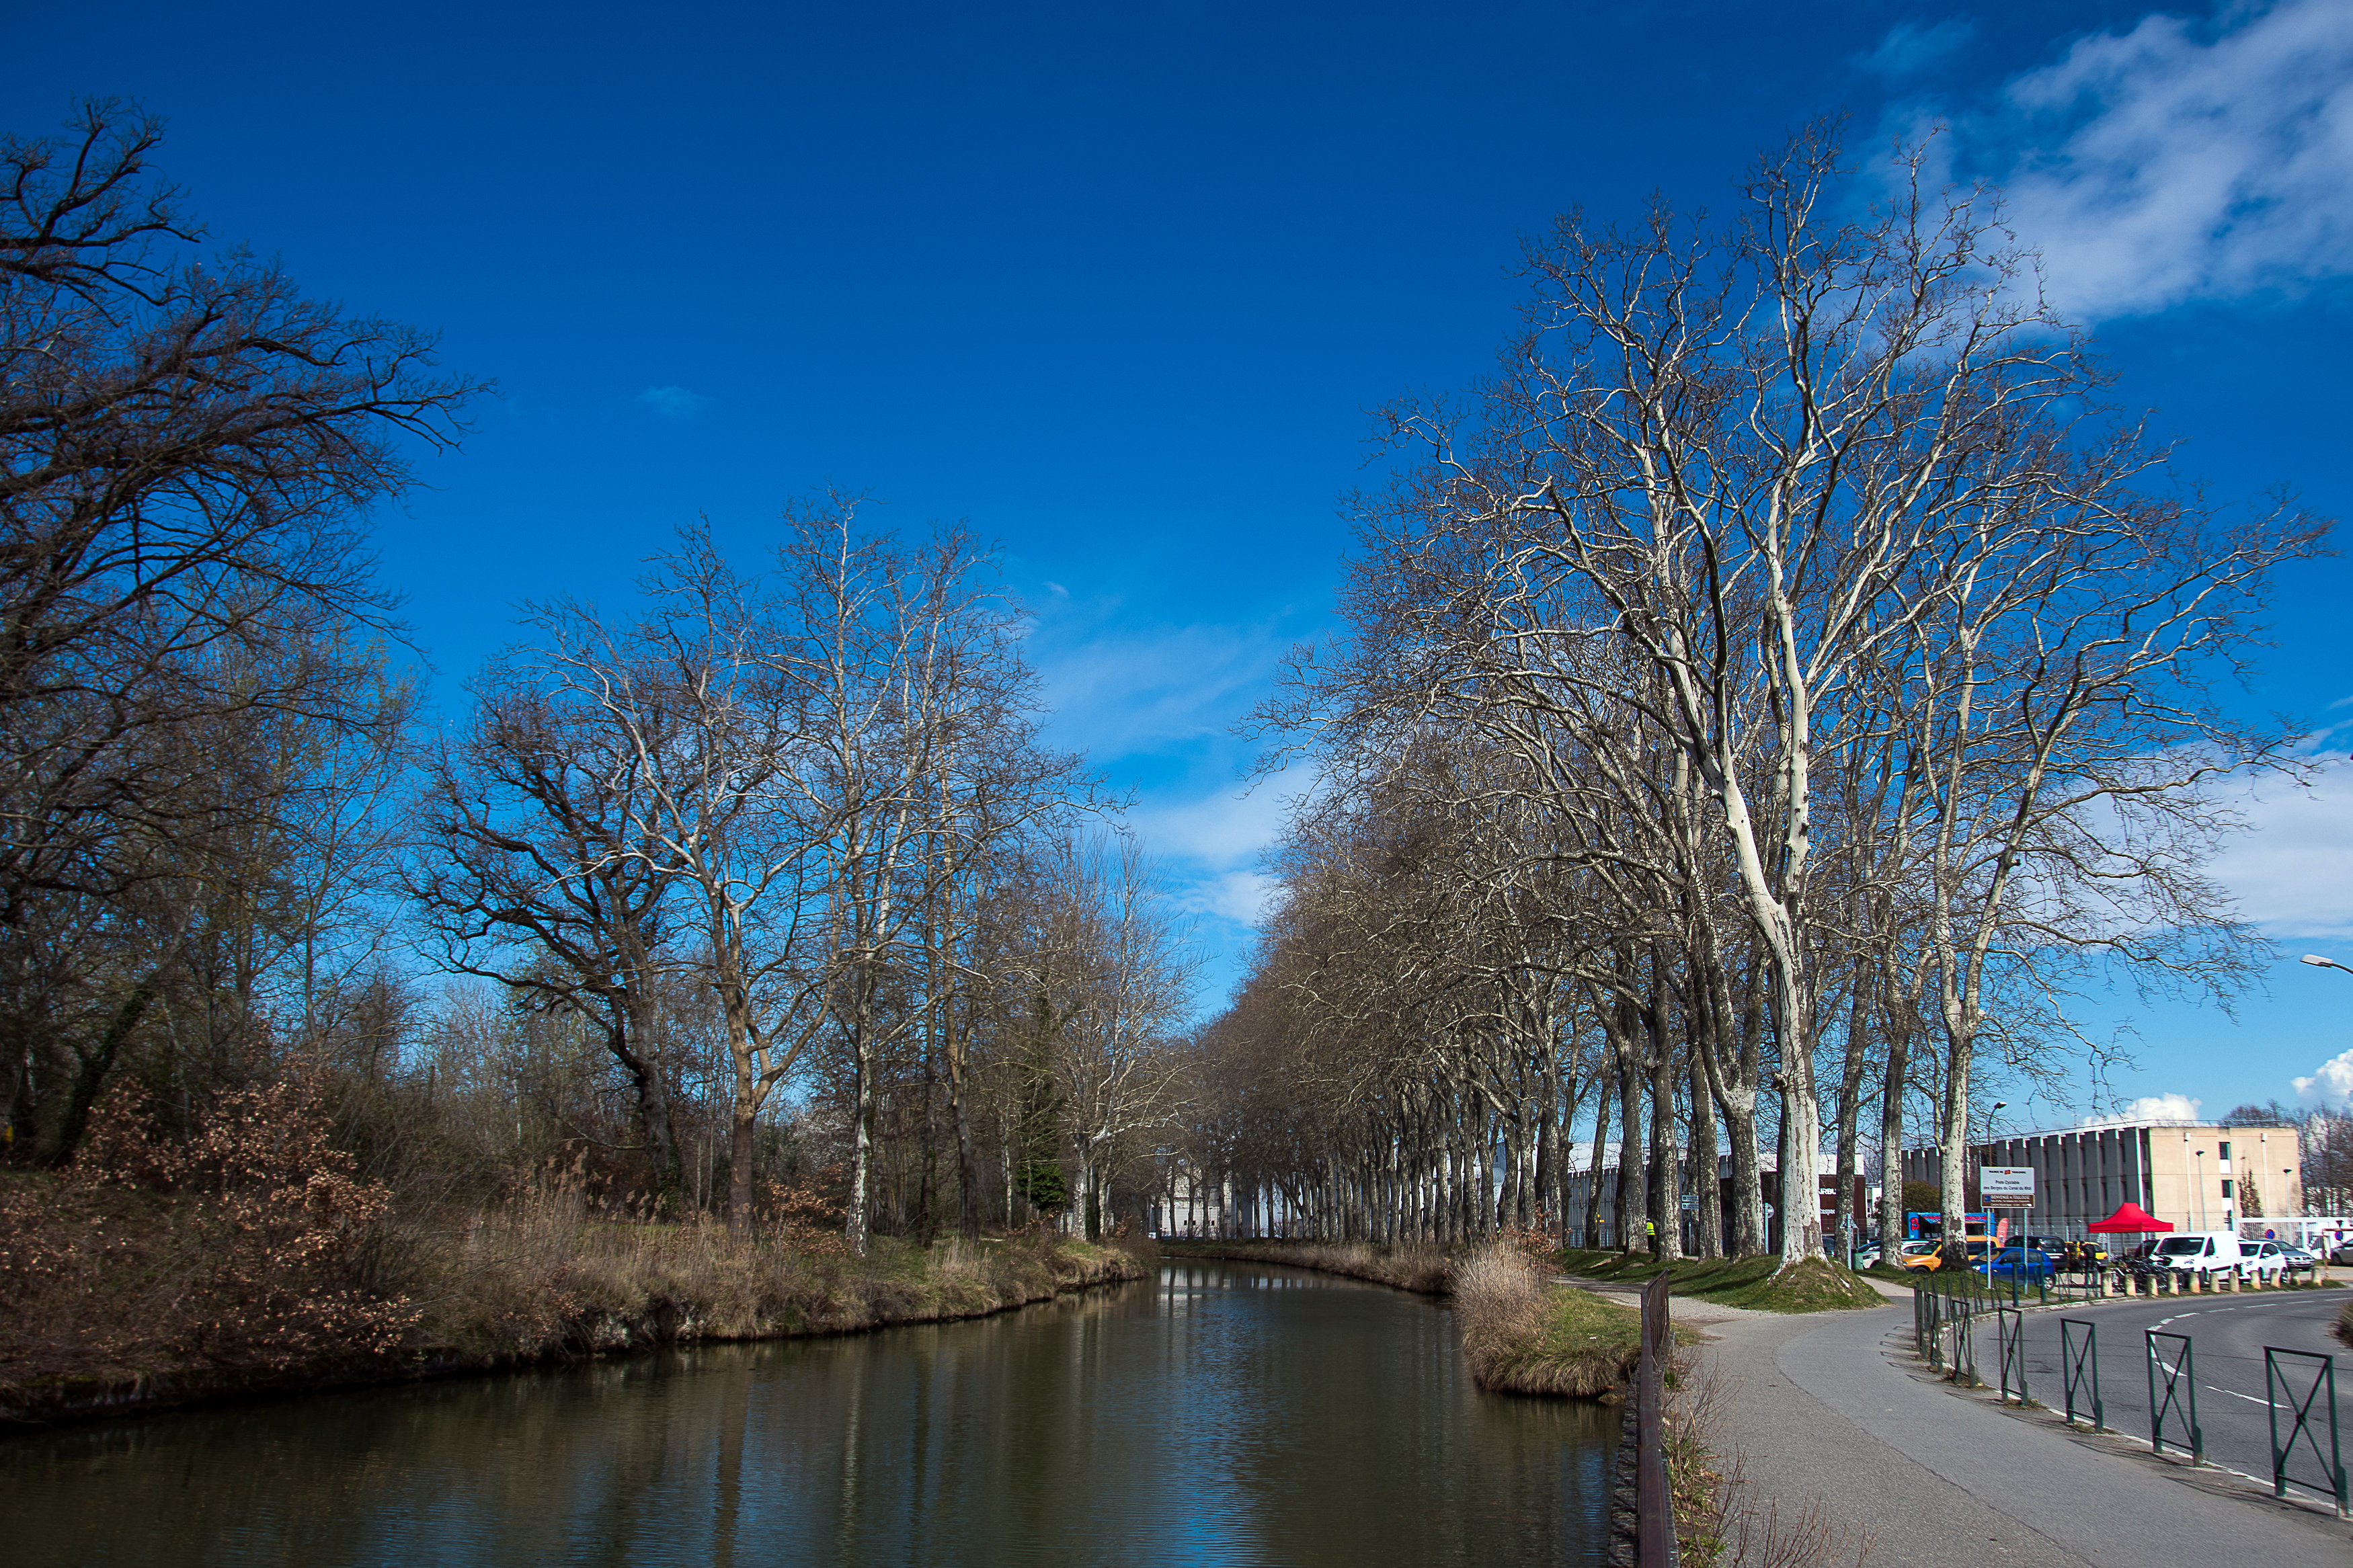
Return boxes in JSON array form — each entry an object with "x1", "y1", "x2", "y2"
[{"x1": 4, "y1": 1260, "x2": 1620, "y2": 1566}]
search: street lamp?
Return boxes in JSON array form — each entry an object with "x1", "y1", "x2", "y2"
[
  {"x1": 1991, "y1": 1102, "x2": 2008, "y2": 1237},
  {"x1": 2302, "y1": 954, "x2": 2353, "y2": 975}
]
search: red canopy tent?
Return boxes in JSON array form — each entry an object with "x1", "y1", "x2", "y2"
[{"x1": 2086, "y1": 1202, "x2": 2173, "y2": 1234}]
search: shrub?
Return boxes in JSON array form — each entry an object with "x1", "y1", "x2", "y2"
[{"x1": 1, "y1": 1071, "x2": 417, "y2": 1379}]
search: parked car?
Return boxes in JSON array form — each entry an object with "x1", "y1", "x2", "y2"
[
  {"x1": 2149, "y1": 1231, "x2": 2243, "y2": 1281},
  {"x1": 1978, "y1": 1245, "x2": 2057, "y2": 1283},
  {"x1": 2022, "y1": 1235, "x2": 2107, "y2": 1268},
  {"x1": 1907, "y1": 1239, "x2": 2000, "y2": 1272},
  {"x1": 2237, "y1": 1239, "x2": 2289, "y2": 1282},
  {"x1": 2276, "y1": 1243, "x2": 2318, "y2": 1277},
  {"x1": 2330, "y1": 1240, "x2": 2353, "y2": 1267}
]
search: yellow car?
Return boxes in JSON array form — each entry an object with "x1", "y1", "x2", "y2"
[{"x1": 1899, "y1": 1239, "x2": 1997, "y2": 1271}]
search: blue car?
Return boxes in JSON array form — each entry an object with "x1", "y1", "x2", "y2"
[{"x1": 1977, "y1": 1245, "x2": 2056, "y2": 1282}]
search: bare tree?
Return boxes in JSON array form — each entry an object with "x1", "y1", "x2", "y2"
[
  {"x1": 0, "y1": 101, "x2": 477, "y2": 1154},
  {"x1": 411, "y1": 669, "x2": 686, "y2": 1190}
]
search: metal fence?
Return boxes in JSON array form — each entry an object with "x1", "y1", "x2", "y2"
[
  {"x1": 1996, "y1": 1307, "x2": 2029, "y2": 1405},
  {"x1": 2265, "y1": 1347, "x2": 2349, "y2": 1516},
  {"x1": 2146, "y1": 1329, "x2": 2203, "y2": 1462},
  {"x1": 2060, "y1": 1318, "x2": 2103, "y2": 1431},
  {"x1": 1910, "y1": 1281, "x2": 2347, "y2": 1518}
]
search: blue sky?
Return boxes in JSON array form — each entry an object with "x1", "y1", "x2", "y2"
[{"x1": 14, "y1": 0, "x2": 2353, "y2": 1126}]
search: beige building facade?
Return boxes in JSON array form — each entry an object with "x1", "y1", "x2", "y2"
[{"x1": 1902, "y1": 1121, "x2": 2302, "y2": 1238}]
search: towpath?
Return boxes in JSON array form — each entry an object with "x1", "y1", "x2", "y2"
[{"x1": 1681, "y1": 1297, "x2": 2350, "y2": 1566}]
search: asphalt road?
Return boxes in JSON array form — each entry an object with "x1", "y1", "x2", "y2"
[{"x1": 1983, "y1": 1289, "x2": 2350, "y2": 1505}]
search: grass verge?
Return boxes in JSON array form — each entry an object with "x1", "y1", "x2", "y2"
[{"x1": 1558, "y1": 1249, "x2": 1884, "y2": 1312}]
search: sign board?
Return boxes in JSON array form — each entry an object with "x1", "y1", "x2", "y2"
[
  {"x1": 1681, "y1": 1193, "x2": 1697, "y2": 1212},
  {"x1": 1979, "y1": 1166, "x2": 2036, "y2": 1207}
]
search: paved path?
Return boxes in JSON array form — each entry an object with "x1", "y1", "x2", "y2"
[{"x1": 1695, "y1": 1301, "x2": 2351, "y2": 1566}]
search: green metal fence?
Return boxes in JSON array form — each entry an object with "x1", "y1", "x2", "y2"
[
  {"x1": 2146, "y1": 1329, "x2": 2202, "y2": 1462},
  {"x1": 2060, "y1": 1318, "x2": 2103, "y2": 1431},
  {"x1": 1996, "y1": 1307, "x2": 2029, "y2": 1405},
  {"x1": 2264, "y1": 1346, "x2": 2348, "y2": 1517}
]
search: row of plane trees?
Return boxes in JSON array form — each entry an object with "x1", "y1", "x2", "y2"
[{"x1": 1169, "y1": 131, "x2": 2325, "y2": 1270}]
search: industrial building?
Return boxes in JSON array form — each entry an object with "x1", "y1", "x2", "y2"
[{"x1": 1901, "y1": 1120, "x2": 2302, "y2": 1238}]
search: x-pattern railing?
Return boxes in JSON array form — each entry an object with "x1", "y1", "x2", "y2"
[
  {"x1": 2059, "y1": 1318, "x2": 2102, "y2": 1431},
  {"x1": 2264, "y1": 1346, "x2": 2348, "y2": 1517},
  {"x1": 1997, "y1": 1307, "x2": 2028, "y2": 1405},
  {"x1": 2146, "y1": 1329, "x2": 2202, "y2": 1463}
]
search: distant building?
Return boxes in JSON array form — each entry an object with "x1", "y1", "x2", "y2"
[
  {"x1": 1901, "y1": 1121, "x2": 2301, "y2": 1238},
  {"x1": 1563, "y1": 1154, "x2": 1862, "y2": 1253}
]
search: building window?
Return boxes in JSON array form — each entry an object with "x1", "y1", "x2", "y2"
[
  {"x1": 2219, "y1": 1141, "x2": 2232, "y2": 1161},
  {"x1": 2221, "y1": 1180, "x2": 2234, "y2": 1199}
]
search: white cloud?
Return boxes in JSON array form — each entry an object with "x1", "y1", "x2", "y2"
[
  {"x1": 1129, "y1": 768, "x2": 1316, "y2": 931},
  {"x1": 1198, "y1": 870, "x2": 1280, "y2": 925},
  {"x1": 1855, "y1": 18, "x2": 1975, "y2": 79},
  {"x1": 1997, "y1": 0, "x2": 2353, "y2": 318},
  {"x1": 1132, "y1": 774, "x2": 1302, "y2": 864},
  {"x1": 2083, "y1": 1091, "x2": 2205, "y2": 1125},
  {"x1": 634, "y1": 384, "x2": 711, "y2": 420},
  {"x1": 2294, "y1": 1047, "x2": 2353, "y2": 1107},
  {"x1": 2204, "y1": 753, "x2": 2353, "y2": 938},
  {"x1": 1029, "y1": 610, "x2": 1293, "y2": 759}
]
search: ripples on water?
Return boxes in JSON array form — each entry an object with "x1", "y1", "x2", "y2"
[{"x1": 5, "y1": 1262, "x2": 1618, "y2": 1566}]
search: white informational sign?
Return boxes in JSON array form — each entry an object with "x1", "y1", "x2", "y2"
[{"x1": 1980, "y1": 1166, "x2": 2036, "y2": 1207}]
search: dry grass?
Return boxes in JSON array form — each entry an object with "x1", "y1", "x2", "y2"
[
  {"x1": 375, "y1": 1183, "x2": 1142, "y2": 1360},
  {"x1": 2, "y1": 1163, "x2": 1145, "y2": 1425},
  {"x1": 1454, "y1": 1243, "x2": 1643, "y2": 1397},
  {"x1": 1160, "y1": 1237, "x2": 1453, "y2": 1292},
  {"x1": 2336, "y1": 1298, "x2": 2352, "y2": 1350}
]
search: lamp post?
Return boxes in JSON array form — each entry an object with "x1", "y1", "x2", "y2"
[
  {"x1": 2302, "y1": 958, "x2": 2344, "y2": 1256},
  {"x1": 2195, "y1": 1147, "x2": 2208, "y2": 1232}
]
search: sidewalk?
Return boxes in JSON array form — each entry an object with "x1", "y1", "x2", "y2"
[{"x1": 1696, "y1": 1302, "x2": 2350, "y2": 1566}]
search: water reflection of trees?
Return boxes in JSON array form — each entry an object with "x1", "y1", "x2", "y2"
[{"x1": 9, "y1": 1276, "x2": 1616, "y2": 1567}]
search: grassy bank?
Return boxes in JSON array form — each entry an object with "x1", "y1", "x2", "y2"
[
  {"x1": 1453, "y1": 1246, "x2": 1646, "y2": 1397},
  {"x1": 1559, "y1": 1249, "x2": 1884, "y2": 1313},
  {"x1": 1158, "y1": 1237, "x2": 1453, "y2": 1293},
  {"x1": 1168, "y1": 1239, "x2": 1647, "y2": 1397},
  {"x1": 1, "y1": 1165, "x2": 1150, "y2": 1428}
]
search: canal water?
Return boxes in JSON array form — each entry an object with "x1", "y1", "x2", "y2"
[{"x1": 3, "y1": 1261, "x2": 1619, "y2": 1566}]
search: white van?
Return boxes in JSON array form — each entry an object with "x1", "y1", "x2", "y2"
[{"x1": 2150, "y1": 1231, "x2": 2243, "y2": 1280}]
